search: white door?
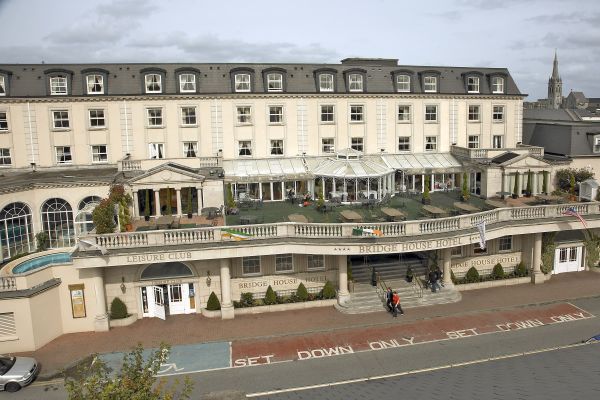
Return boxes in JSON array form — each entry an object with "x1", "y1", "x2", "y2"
[
  {"x1": 554, "y1": 247, "x2": 583, "y2": 274},
  {"x1": 168, "y1": 284, "x2": 185, "y2": 315},
  {"x1": 149, "y1": 286, "x2": 166, "y2": 320}
]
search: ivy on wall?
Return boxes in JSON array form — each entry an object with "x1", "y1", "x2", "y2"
[
  {"x1": 584, "y1": 233, "x2": 600, "y2": 269},
  {"x1": 541, "y1": 232, "x2": 556, "y2": 274}
]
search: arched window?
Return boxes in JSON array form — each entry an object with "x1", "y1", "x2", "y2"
[
  {"x1": 0, "y1": 202, "x2": 33, "y2": 260},
  {"x1": 41, "y1": 198, "x2": 74, "y2": 248},
  {"x1": 75, "y1": 196, "x2": 102, "y2": 235},
  {"x1": 140, "y1": 262, "x2": 194, "y2": 280}
]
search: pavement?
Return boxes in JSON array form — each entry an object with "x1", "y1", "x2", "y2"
[{"x1": 16, "y1": 270, "x2": 600, "y2": 380}]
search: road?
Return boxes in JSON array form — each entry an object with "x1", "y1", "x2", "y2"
[{"x1": 5, "y1": 297, "x2": 600, "y2": 400}]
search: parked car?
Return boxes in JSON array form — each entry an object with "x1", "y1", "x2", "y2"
[{"x1": 0, "y1": 356, "x2": 39, "y2": 392}]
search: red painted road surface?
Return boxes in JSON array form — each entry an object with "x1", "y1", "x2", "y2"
[{"x1": 232, "y1": 302, "x2": 593, "y2": 367}]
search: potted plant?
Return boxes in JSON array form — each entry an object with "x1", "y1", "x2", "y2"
[
  {"x1": 542, "y1": 171, "x2": 548, "y2": 195},
  {"x1": 461, "y1": 172, "x2": 470, "y2": 202},
  {"x1": 165, "y1": 188, "x2": 173, "y2": 215},
  {"x1": 144, "y1": 191, "x2": 151, "y2": 222},
  {"x1": 569, "y1": 173, "x2": 577, "y2": 201},
  {"x1": 525, "y1": 169, "x2": 532, "y2": 197},
  {"x1": 186, "y1": 187, "x2": 193, "y2": 219},
  {"x1": 405, "y1": 266, "x2": 414, "y2": 283},
  {"x1": 422, "y1": 176, "x2": 431, "y2": 205},
  {"x1": 512, "y1": 172, "x2": 519, "y2": 199}
]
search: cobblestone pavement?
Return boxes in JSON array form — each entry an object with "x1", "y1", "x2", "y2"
[{"x1": 17, "y1": 271, "x2": 600, "y2": 378}]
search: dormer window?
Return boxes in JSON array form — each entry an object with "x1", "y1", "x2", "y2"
[
  {"x1": 467, "y1": 76, "x2": 480, "y2": 93},
  {"x1": 348, "y1": 74, "x2": 363, "y2": 92},
  {"x1": 396, "y1": 75, "x2": 410, "y2": 92},
  {"x1": 145, "y1": 74, "x2": 162, "y2": 93},
  {"x1": 492, "y1": 76, "x2": 505, "y2": 94},
  {"x1": 86, "y1": 75, "x2": 104, "y2": 94},
  {"x1": 423, "y1": 76, "x2": 437, "y2": 92},
  {"x1": 319, "y1": 74, "x2": 334, "y2": 92},
  {"x1": 235, "y1": 74, "x2": 251, "y2": 92},
  {"x1": 267, "y1": 73, "x2": 283, "y2": 92},
  {"x1": 0, "y1": 76, "x2": 5, "y2": 96},
  {"x1": 179, "y1": 74, "x2": 196, "y2": 92},
  {"x1": 50, "y1": 76, "x2": 68, "y2": 95}
]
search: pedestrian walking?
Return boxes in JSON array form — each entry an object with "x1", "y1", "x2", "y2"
[
  {"x1": 392, "y1": 291, "x2": 404, "y2": 317},
  {"x1": 386, "y1": 287, "x2": 393, "y2": 312}
]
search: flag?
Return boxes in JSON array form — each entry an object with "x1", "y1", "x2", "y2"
[
  {"x1": 562, "y1": 207, "x2": 587, "y2": 228},
  {"x1": 352, "y1": 227, "x2": 383, "y2": 237},
  {"x1": 221, "y1": 228, "x2": 253, "y2": 240},
  {"x1": 476, "y1": 221, "x2": 486, "y2": 250}
]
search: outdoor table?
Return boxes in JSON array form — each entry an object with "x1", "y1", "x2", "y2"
[
  {"x1": 340, "y1": 210, "x2": 363, "y2": 223},
  {"x1": 536, "y1": 194, "x2": 562, "y2": 204},
  {"x1": 156, "y1": 215, "x2": 175, "y2": 229},
  {"x1": 202, "y1": 207, "x2": 219, "y2": 219},
  {"x1": 239, "y1": 215, "x2": 259, "y2": 225},
  {"x1": 485, "y1": 199, "x2": 507, "y2": 209},
  {"x1": 360, "y1": 190, "x2": 377, "y2": 199},
  {"x1": 453, "y1": 202, "x2": 480, "y2": 213},
  {"x1": 381, "y1": 207, "x2": 405, "y2": 221},
  {"x1": 408, "y1": 189, "x2": 420, "y2": 196},
  {"x1": 288, "y1": 214, "x2": 308, "y2": 223},
  {"x1": 422, "y1": 205, "x2": 447, "y2": 218}
]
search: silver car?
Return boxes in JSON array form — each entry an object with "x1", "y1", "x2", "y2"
[{"x1": 0, "y1": 356, "x2": 39, "y2": 392}]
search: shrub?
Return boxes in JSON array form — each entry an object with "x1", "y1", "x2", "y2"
[
  {"x1": 92, "y1": 198, "x2": 116, "y2": 234},
  {"x1": 465, "y1": 267, "x2": 480, "y2": 283},
  {"x1": 110, "y1": 297, "x2": 128, "y2": 319},
  {"x1": 515, "y1": 261, "x2": 528, "y2": 277},
  {"x1": 321, "y1": 281, "x2": 336, "y2": 299},
  {"x1": 555, "y1": 168, "x2": 594, "y2": 192},
  {"x1": 492, "y1": 263, "x2": 505, "y2": 280},
  {"x1": 35, "y1": 231, "x2": 50, "y2": 252},
  {"x1": 206, "y1": 292, "x2": 221, "y2": 310},
  {"x1": 296, "y1": 283, "x2": 309, "y2": 301},
  {"x1": 513, "y1": 172, "x2": 520, "y2": 197},
  {"x1": 450, "y1": 269, "x2": 457, "y2": 284},
  {"x1": 264, "y1": 285, "x2": 277, "y2": 305},
  {"x1": 461, "y1": 172, "x2": 470, "y2": 201},
  {"x1": 240, "y1": 292, "x2": 255, "y2": 307},
  {"x1": 423, "y1": 176, "x2": 431, "y2": 200}
]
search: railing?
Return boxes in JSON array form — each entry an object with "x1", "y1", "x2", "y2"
[
  {"x1": 118, "y1": 156, "x2": 221, "y2": 172},
  {"x1": 0, "y1": 277, "x2": 17, "y2": 292},
  {"x1": 78, "y1": 202, "x2": 600, "y2": 252},
  {"x1": 451, "y1": 145, "x2": 545, "y2": 160},
  {"x1": 375, "y1": 271, "x2": 388, "y2": 301},
  {"x1": 412, "y1": 275, "x2": 423, "y2": 298}
]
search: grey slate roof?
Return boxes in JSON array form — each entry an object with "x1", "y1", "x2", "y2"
[
  {"x1": 0, "y1": 58, "x2": 522, "y2": 98},
  {"x1": 523, "y1": 108, "x2": 579, "y2": 122}
]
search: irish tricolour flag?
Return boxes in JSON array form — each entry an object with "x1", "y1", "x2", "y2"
[
  {"x1": 221, "y1": 228, "x2": 253, "y2": 240},
  {"x1": 352, "y1": 227, "x2": 383, "y2": 237}
]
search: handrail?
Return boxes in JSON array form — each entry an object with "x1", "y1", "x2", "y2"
[
  {"x1": 412, "y1": 275, "x2": 423, "y2": 298},
  {"x1": 375, "y1": 271, "x2": 388, "y2": 301}
]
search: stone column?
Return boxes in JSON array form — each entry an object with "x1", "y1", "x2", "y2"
[
  {"x1": 132, "y1": 190, "x2": 139, "y2": 218},
  {"x1": 197, "y1": 187, "x2": 203, "y2": 211},
  {"x1": 219, "y1": 259, "x2": 234, "y2": 319},
  {"x1": 92, "y1": 268, "x2": 109, "y2": 332},
  {"x1": 175, "y1": 188, "x2": 182, "y2": 217},
  {"x1": 532, "y1": 232, "x2": 545, "y2": 284},
  {"x1": 154, "y1": 189, "x2": 161, "y2": 216},
  {"x1": 337, "y1": 255, "x2": 350, "y2": 306},
  {"x1": 442, "y1": 247, "x2": 453, "y2": 285}
]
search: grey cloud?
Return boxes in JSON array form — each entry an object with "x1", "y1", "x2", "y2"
[
  {"x1": 96, "y1": 0, "x2": 158, "y2": 19},
  {"x1": 527, "y1": 12, "x2": 600, "y2": 24}
]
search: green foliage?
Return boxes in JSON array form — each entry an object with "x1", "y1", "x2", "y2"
[
  {"x1": 450, "y1": 269, "x2": 457, "y2": 284},
  {"x1": 513, "y1": 172, "x2": 520, "y2": 197},
  {"x1": 321, "y1": 281, "x2": 336, "y2": 299},
  {"x1": 406, "y1": 266, "x2": 414, "y2": 278},
  {"x1": 526, "y1": 170, "x2": 532, "y2": 195},
  {"x1": 92, "y1": 198, "x2": 116, "y2": 234},
  {"x1": 465, "y1": 267, "x2": 480, "y2": 283},
  {"x1": 234, "y1": 292, "x2": 255, "y2": 308},
  {"x1": 35, "y1": 231, "x2": 50, "y2": 251},
  {"x1": 264, "y1": 285, "x2": 277, "y2": 305},
  {"x1": 584, "y1": 234, "x2": 600, "y2": 269},
  {"x1": 186, "y1": 188, "x2": 193, "y2": 215},
  {"x1": 423, "y1": 175, "x2": 431, "y2": 200},
  {"x1": 555, "y1": 168, "x2": 594, "y2": 192},
  {"x1": 110, "y1": 297, "x2": 128, "y2": 319},
  {"x1": 515, "y1": 261, "x2": 528, "y2": 277},
  {"x1": 226, "y1": 184, "x2": 236, "y2": 209},
  {"x1": 296, "y1": 282, "x2": 309, "y2": 301},
  {"x1": 491, "y1": 263, "x2": 505, "y2": 280},
  {"x1": 8, "y1": 252, "x2": 29, "y2": 262},
  {"x1": 64, "y1": 343, "x2": 193, "y2": 400},
  {"x1": 542, "y1": 171, "x2": 548, "y2": 194},
  {"x1": 144, "y1": 190, "x2": 151, "y2": 218},
  {"x1": 461, "y1": 172, "x2": 470, "y2": 201},
  {"x1": 316, "y1": 189, "x2": 325, "y2": 210},
  {"x1": 541, "y1": 232, "x2": 557, "y2": 274},
  {"x1": 165, "y1": 188, "x2": 173, "y2": 215},
  {"x1": 206, "y1": 291, "x2": 221, "y2": 311},
  {"x1": 569, "y1": 173, "x2": 576, "y2": 195}
]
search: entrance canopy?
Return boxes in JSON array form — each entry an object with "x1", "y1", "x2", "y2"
[
  {"x1": 140, "y1": 262, "x2": 194, "y2": 280},
  {"x1": 380, "y1": 153, "x2": 462, "y2": 173}
]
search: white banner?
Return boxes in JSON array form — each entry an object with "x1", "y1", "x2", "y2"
[{"x1": 476, "y1": 221, "x2": 486, "y2": 250}]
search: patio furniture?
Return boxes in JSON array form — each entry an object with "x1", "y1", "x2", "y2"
[
  {"x1": 201, "y1": 207, "x2": 220, "y2": 219},
  {"x1": 381, "y1": 207, "x2": 406, "y2": 222},
  {"x1": 156, "y1": 215, "x2": 175, "y2": 229},
  {"x1": 239, "y1": 215, "x2": 260, "y2": 225},
  {"x1": 340, "y1": 210, "x2": 363, "y2": 223},
  {"x1": 288, "y1": 214, "x2": 308, "y2": 223},
  {"x1": 453, "y1": 202, "x2": 480, "y2": 214},
  {"x1": 536, "y1": 194, "x2": 562, "y2": 204},
  {"x1": 170, "y1": 218, "x2": 181, "y2": 229},
  {"x1": 422, "y1": 205, "x2": 447, "y2": 218}
]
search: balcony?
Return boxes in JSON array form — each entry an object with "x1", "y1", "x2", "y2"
[
  {"x1": 451, "y1": 144, "x2": 544, "y2": 161},
  {"x1": 118, "y1": 156, "x2": 221, "y2": 172}
]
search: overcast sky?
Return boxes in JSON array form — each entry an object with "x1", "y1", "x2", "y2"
[{"x1": 0, "y1": 0, "x2": 598, "y2": 100}]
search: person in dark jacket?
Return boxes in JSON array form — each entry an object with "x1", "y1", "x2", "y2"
[
  {"x1": 386, "y1": 288, "x2": 393, "y2": 312},
  {"x1": 428, "y1": 269, "x2": 438, "y2": 292}
]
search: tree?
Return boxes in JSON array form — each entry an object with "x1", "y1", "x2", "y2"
[
  {"x1": 65, "y1": 343, "x2": 193, "y2": 400},
  {"x1": 35, "y1": 231, "x2": 50, "y2": 251},
  {"x1": 186, "y1": 188, "x2": 193, "y2": 217},
  {"x1": 144, "y1": 190, "x2": 151, "y2": 220},
  {"x1": 542, "y1": 171, "x2": 548, "y2": 194},
  {"x1": 92, "y1": 198, "x2": 116, "y2": 234},
  {"x1": 226, "y1": 184, "x2": 236, "y2": 209},
  {"x1": 461, "y1": 172, "x2": 470, "y2": 201},
  {"x1": 525, "y1": 170, "x2": 532, "y2": 196},
  {"x1": 513, "y1": 172, "x2": 520, "y2": 198},
  {"x1": 422, "y1": 175, "x2": 431, "y2": 204}
]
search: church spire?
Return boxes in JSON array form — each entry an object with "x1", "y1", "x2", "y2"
[
  {"x1": 548, "y1": 50, "x2": 562, "y2": 109},
  {"x1": 551, "y1": 49, "x2": 560, "y2": 80}
]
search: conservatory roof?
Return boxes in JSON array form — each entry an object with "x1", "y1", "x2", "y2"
[{"x1": 380, "y1": 153, "x2": 463, "y2": 173}]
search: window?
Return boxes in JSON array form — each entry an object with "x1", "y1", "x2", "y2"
[
  {"x1": 239, "y1": 140, "x2": 252, "y2": 156},
  {"x1": 181, "y1": 107, "x2": 197, "y2": 126},
  {"x1": 270, "y1": 139, "x2": 283, "y2": 155},
  {"x1": 41, "y1": 198, "x2": 74, "y2": 248},
  {"x1": 269, "y1": 106, "x2": 283, "y2": 124},
  {"x1": 0, "y1": 111, "x2": 7, "y2": 131},
  {"x1": 319, "y1": 74, "x2": 334, "y2": 92},
  {"x1": 498, "y1": 236, "x2": 512, "y2": 252},
  {"x1": 322, "y1": 138, "x2": 335, "y2": 153},
  {"x1": 275, "y1": 254, "x2": 293, "y2": 272},
  {"x1": 467, "y1": 76, "x2": 480, "y2": 93},
  {"x1": 86, "y1": 75, "x2": 103, "y2": 94},
  {"x1": 320, "y1": 105, "x2": 334, "y2": 123},
  {"x1": 348, "y1": 74, "x2": 363, "y2": 91},
  {"x1": 236, "y1": 106, "x2": 252, "y2": 124},
  {"x1": 179, "y1": 74, "x2": 196, "y2": 92},
  {"x1": 424, "y1": 76, "x2": 437, "y2": 92},
  {"x1": 569, "y1": 247, "x2": 577, "y2": 262},
  {"x1": 493, "y1": 135, "x2": 503, "y2": 149},
  {"x1": 145, "y1": 74, "x2": 162, "y2": 93},
  {"x1": 50, "y1": 76, "x2": 67, "y2": 95},
  {"x1": 91, "y1": 145, "x2": 108, "y2": 163},
  {"x1": 88, "y1": 109, "x2": 105, "y2": 128},
  {"x1": 235, "y1": 74, "x2": 251, "y2": 92},
  {"x1": 351, "y1": 137, "x2": 364, "y2": 152},
  {"x1": 169, "y1": 285, "x2": 182, "y2": 302},
  {"x1": 398, "y1": 137, "x2": 410, "y2": 151},
  {"x1": 183, "y1": 142, "x2": 197, "y2": 157},
  {"x1": 492, "y1": 77, "x2": 504, "y2": 94},
  {"x1": 52, "y1": 110, "x2": 70, "y2": 129},
  {"x1": 56, "y1": 146, "x2": 72, "y2": 164},
  {"x1": 146, "y1": 108, "x2": 163, "y2": 127},
  {"x1": 0, "y1": 148, "x2": 11, "y2": 165},
  {"x1": 396, "y1": 75, "x2": 410, "y2": 92},
  {"x1": 350, "y1": 105, "x2": 364, "y2": 122},
  {"x1": 0, "y1": 202, "x2": 34, "y2": 257},
  {"x1": 0, "y1": 76, "x2": 5, "y2": 96},
  {"x1": 468, "y1": 105, "x2": 480, "y2": 122},
  {"x1": 267, "y1": 73, "x2": 283, "y2": 92},
  {"x1": 492, "y1": 105, "x2": 504, "y2": 122},
  {"x1": 425, "y1": 105, "x2": 438, "y2": 122},
  {"x1": 397, "y1": 105, "x2": 411, "y2": 122},
  {"x1": 425, "y1": 136, "x2": 437, "y2": 151},
  {"x1": 242, "y1": 256, "x2": 260, "y2": 275},
  {"x1": 468, "y1": 135, "x2": 480, "y2": 149},
  {"x1": 149, "y1": 143, "x2": 164, "y2": 159},
  {"x1": 307, "y1": 254, "x2": 325, "y2": 270},
  {"x1": 451, "y1": 247, "x2": 462, "y2": 257},
  {"x1": 594, "y1": 137, "x2": 600, "y2": 153},
  {"x1": 559, "y1": 248, "x2": 567, "y2": 263}
]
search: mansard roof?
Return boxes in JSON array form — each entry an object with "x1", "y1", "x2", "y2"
[{"x1": 0, "y1": 59, "x2": 523, "y2": 98}]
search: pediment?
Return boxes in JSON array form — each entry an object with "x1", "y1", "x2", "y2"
[
  {"x1": 128, "y1": 163, "x2": 205, "y2": 186},
  {"x1": 500, "y1": 154, "x2": 551, "y2": 169}
]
